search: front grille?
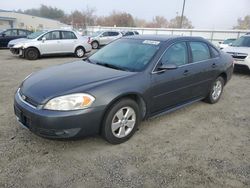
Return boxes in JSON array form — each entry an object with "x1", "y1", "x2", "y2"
[
  {"x1": 227, "y1": 52, "x2": 248, "y2": 61},
  {"x1": 18, "y1": 89, "x2": 39, "y2": 108}
]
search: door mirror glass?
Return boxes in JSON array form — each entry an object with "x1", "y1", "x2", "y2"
[{"x1": 157, "y1": 63, "x2": 178, "y2": 71}]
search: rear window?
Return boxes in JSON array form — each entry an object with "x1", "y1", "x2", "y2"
[{"x1": 190, "y1": 42, "x2": 211, "y2": 62}]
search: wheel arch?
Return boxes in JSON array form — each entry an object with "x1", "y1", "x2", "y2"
[
  {"x1": 218, "y1": 72, "x2": 227, "y2": 85},
  {"x1": 75, "y1": 45, "x2": 86, "y2": 53},
  {"x1": 100, "y1": 92, "x2": 147, "y2": 133},
  {"x1": 24, "y1": 46, "x2": 41, "y2": 57}
]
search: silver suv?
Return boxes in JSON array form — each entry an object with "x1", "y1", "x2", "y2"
[
  {"x1": 11, "y1": 29, "x2": 92, "y2": 60},
  {"x1": 89, "y1": 31, "x2": 122, "y2": 49}
]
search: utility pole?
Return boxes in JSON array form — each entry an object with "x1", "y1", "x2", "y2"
[{"x1": 180, "y1": 0, "x2": 186, "y2": 28}]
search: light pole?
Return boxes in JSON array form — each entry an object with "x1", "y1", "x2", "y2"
[{"x1": 180, "y1": 0, "x2": 186, "y2": 28}]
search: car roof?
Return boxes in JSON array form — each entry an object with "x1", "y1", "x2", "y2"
[{"x1": 124, "y1": 34, "x2": 204, "y2": 42}]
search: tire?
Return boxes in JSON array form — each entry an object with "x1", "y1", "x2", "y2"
[
  {"x1": 102, "y1": 98, "x2": 141, "y2": 144},
  {"x1": 75, "y1": 47, "x2": 85, "y2": 58},
  {"x1": 204, "y1": 76, "x2": 225, "y2": 104},
  {"x1": 25, "y1": 48, "x2": 39, "y2": 60},
  {"x1": 91, "y1": 41, "x2": 99, "y2": 49}
]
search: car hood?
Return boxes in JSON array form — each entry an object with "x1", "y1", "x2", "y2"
[
  {"x1": 8, "y1": 38, "x2": 29, "y2": 46},
  {"x1": 21, "y1": 61, "x2": 135, "y2": 104},
  {"x1": 223, "y1": 46, "x2": 250, "y2": 55}
]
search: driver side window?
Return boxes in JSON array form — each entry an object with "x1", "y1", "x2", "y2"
[{"x1": 161, "y1": 42, "x2": 188, "y2": 66}]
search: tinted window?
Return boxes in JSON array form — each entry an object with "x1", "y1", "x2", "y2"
[
  {"x1": 161, "y1": 42, "x2": 188, "y2": 66},
  {"x1": 109, "y1": 32, "x2": 119, "y2": 36},
  {"x1": 4, "y1": 29, "x2": 17, "y2": 36},
  {"x1": 232, "y1": 36, "x2": 250, "y2": 47},
  {"x1": 190, "y1": 42, "x2": 211, "y2": 62},
  {"x1": 18, "y1": 30, "x2": 27, "y2": 36},
  {"x1": 43, "y1": 31, "x2": 60, "y2": 40},
  {"x1": 124, "y1": 32, "x2": 134, "y2": 36},
  {"x1": 61, "y1": 31, "x2": 77, "y2": 39}
]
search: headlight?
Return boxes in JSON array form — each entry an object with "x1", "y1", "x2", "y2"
[
  {"x1": 13, "y1": 43, "x2": 24, "y2": 48},
  {"x1": 44, "y1": 93, "x2": 95, "y2": 111}
]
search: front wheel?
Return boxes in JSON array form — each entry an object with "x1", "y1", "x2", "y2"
[
  {"x1": 102, "y1": 99, "x2": 141, "y2": 144},
  {"x1": 25, "y1": 48, "x2": 39, "y2": 60},
  {"x1": 205, "y1": 76, "x2": 224, "y2": 104},
  {"x1": 91, "y1": 41, "x2": 99, "y2": 49}
]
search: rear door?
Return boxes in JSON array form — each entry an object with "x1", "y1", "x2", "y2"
[
  {"x1": 39, "y1": 31, "x2": 61, "y2": 54},
  {"x1": 60, "y1": 31, "x2": 78, "y2": 53},
  {"x1": 186, "y1": 41, "x2": 219, "y2": 98},
  {"x1": 150, "y1": 41, "x2": 195, "y2": 113}
]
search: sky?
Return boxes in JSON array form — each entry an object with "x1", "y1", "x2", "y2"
[{"x1": 1, "y1": 0, "x2": 250, "y2": 29}]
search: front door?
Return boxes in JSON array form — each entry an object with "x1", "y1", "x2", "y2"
[
  {"x1": 39, "y1": 31, "x2": 61, "y2": 54},
  {"x1": 150, "y1": 42, "x2": 194, "y2": 114}
]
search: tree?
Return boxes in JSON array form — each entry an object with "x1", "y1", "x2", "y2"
[
  {"x1": 146, "y1": 16, "x2": 168, "y2": 28},
  {"x1": 168, "y1": 15, "x2": 193, "y2": 29},
  {"x1": 96, "y1": 11, "x2": 135, "y2": 27},
  {"x1": 234, "y1": 15, "x2": 250, "y2": 29},
  {"x1": 23, "y1": 4, "x2": 65, "y2": 20}
]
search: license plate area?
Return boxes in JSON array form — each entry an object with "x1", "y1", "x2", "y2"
[{"x1": 14, "y1": 106, "x2": 31, "y2": 129}]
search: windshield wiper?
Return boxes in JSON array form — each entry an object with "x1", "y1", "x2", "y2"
[{"x1": 96, "y1": 62, "x2": 129, "y2": 71}]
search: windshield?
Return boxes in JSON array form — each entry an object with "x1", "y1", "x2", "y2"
[
  {"x1": 232, "y1": 36, "x2": 250, "y2": 47},
  {"x1": 91, "y1": 31, "x2": 102, "y2": 37},
  {"x1": 223, "y1": 39, "x2": 235, "y2": 44},
  {"x1": 89, "y1": 38, "x2": 160, "y2": 72},
  {"x1": 27, "y1": 31, "x2": 46, "y2": 39}
]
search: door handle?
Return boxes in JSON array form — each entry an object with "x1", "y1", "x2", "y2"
[
  {"x1": 211, "y1": 63, "x2": 217, "y2": 68},
  {"x1": 183, "y1": 70, "x2": 189, "y2": 76}
]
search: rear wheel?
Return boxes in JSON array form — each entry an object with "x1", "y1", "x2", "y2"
[
  {"x1": 91, "y1": 41, "x2": 99, "y2": 49},
  {"x1": 75, "y1": 47, "x2": 85, "y2": 58},
  {"x1": 205, "y1": 76, "x2": 224, "y2": 104},
  {"x1": 25, "y1": 48, "x2": 39, "y2": 60},
  {"x1": 102, "y1": 99, "x2": 140, "y2": 144}
]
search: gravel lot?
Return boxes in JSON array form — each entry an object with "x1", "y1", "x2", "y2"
[{"x1": 0, "y1": 49, "x2": 249, "y2": 188}]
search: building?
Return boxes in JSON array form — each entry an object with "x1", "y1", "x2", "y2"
[{"x1": 0, "y1": 10, "x2": 69, "y2": 31}]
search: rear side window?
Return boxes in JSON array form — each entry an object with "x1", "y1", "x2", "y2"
[
  {"x1": 161, "y1": 42, "x2": 188, "y2": 66},
  {"x1": 102, "y1": 32, "x2": 109, "y2": 37},
  {"x1": 190, "y1": 42, "x2": 211, "y2": 62},
  {"x1": 61, "y1": 31, "x2": 77, "y2": 39},
  {"x1": 4, "y1": 29, "x2": 17, "y2": 36},
  {"x1": 18, "y1": 30, "x2": 27, "y2": 36}
]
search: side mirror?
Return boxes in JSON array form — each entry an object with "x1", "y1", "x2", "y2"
[
  {"x1": 2, "y1": 33, "x2": 6, "y2": 37},
  {"x1": 218, "y1": 41, "x2": 222, "y2": 44},
  {"x1": 229, "y1": 43, "x2": 233, "y2": 46},
  {"x1": 157, "y1": 63, "x2": 178, "y2": 71},
  {"x1": 42, "y1": 37, "x2": 46, "y2": 42}
]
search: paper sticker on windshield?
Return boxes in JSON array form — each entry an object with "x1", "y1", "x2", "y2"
[{"x1": 143, "y1": 40, "x2": 160, "y2": 45}]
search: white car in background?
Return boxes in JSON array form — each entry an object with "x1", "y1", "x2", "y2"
[
  {"x1": 11, "y1": 29, "x2": 92, "y2": 60},
  {"x1": 89, "y1": 31, "x2": 122, "y2": 49},
  {"x1": 218, "y1": 38, "x2": 236, "y2": 49},
  {"x1": 223, "y1": 35, "x2": 250, "y2": 70}
]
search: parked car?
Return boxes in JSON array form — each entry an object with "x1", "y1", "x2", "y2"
[
  {"x1": 218, "y1": 38, "x2": 236, "y2": 49},
  {"x1": 14, "y1": 35, "x2": 234, "y2": 144},
  {"x1": 0, "y1": 28, "x2": 32, "y2": 48},
  {"x1": 11, "y1": 29, "x2": 92, "y2": 60},
  {"x1": 89, "y1": 30, "x2": 122, "y2": 49},
  {"x1": 9, "y1": 31, "x2": 48, "y2": 54},
  {"x1": 122, "y1": 31, "x2": 140, "y2": 36},
  {"x1": 223, "y1": 35, "x2": 250, "y2": 70}
]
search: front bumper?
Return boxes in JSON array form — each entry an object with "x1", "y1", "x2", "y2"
[
  {"x1": 233, "y1": 59, "x2": 250, "y2": 70},
  {"x1": 14, "y1": 92, "x2": 105, "y2": 139}
]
